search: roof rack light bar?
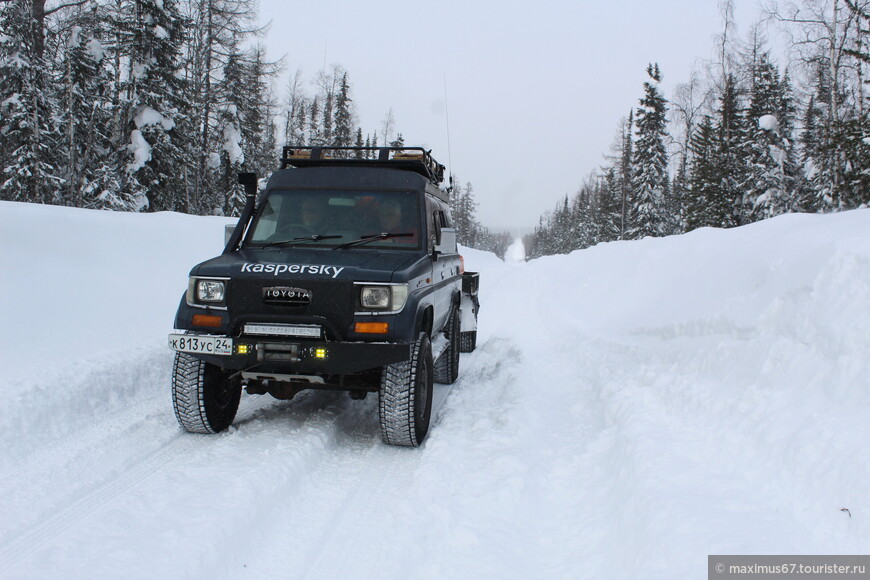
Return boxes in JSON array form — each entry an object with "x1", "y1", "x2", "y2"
[{"x1": 280, "y1": 146, "x2": 446, "y2": 185}]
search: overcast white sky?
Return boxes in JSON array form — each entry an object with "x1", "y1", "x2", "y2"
[{"x1": 257, "y1": 0, "x2": 764, "y2": 231}]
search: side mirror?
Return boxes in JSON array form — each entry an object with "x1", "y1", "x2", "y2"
[
  {"x1": 435, "y1": 227, "x2": 458, "y2": 256},
  {"x1": 224, "y1": 224, "x2": 236, "y2": 246}
]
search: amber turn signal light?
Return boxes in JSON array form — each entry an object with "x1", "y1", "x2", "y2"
[
  {"x1": 355, "y1": 322, "x2": 389, "y2": 334},
  {"x1": 192, "y1": 314, "x2": 223, "y2": 328}
]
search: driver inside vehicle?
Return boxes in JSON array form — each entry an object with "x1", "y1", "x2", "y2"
[
  {"x1": 300, "y1": 197, "x2": 329, "y2": 230},
  {"x1": 377, "y1": 199, "x2": 416, "y2": 244}
]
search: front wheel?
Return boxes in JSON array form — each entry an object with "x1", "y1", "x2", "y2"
[
  {"x1": 171, "y1": 352, "x2": 242, "y2": 434},
  {"x1": 379, "y1": 333, "x2": 433, "y2": 447}
]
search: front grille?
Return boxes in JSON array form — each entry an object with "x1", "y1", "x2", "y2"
[
  {"x1": 262, "y1": 286, "x2": 312, "y2": 306},
  {"x1": 227, "y1": 278, "x2": 355, "y2": 340}
]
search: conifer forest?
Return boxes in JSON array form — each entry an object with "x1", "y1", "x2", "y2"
[
  {"x1": 525, "y1": 1, "x2": 870, "y2": 259},
  {"x1": 0, "y1": 0, "x2": 868, "y2": 261}
]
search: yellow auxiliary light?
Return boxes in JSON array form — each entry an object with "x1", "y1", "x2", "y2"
[
  {"x1": 236, "y1": 344, "x2": 251, "y2": 355},
  {"x1": 314, "y1": 348, "x2": 328, "y2": 359}
]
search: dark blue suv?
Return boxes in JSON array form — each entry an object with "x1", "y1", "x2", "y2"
[{"x1": 169, "y1": 147, "x2": 480, "y2": 446}]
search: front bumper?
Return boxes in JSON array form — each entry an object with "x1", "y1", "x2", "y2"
[{"x1": 169, "y1": 332, "x2": 411, "y2": 375}]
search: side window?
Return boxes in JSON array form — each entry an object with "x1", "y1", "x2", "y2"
[
  {"x1": 439, "y1": 209, "x2": 450, "y2": 228},
  {"x1": 441, "y1": 209, "x2": 452, "y2": 228},
  {"x1": 425, "y1": 198, "x2": 439, "y2": 250}
]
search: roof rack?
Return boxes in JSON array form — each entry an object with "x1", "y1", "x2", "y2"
[{"x1": 280, "y1": 146, "x2": 446, "y2": 185}]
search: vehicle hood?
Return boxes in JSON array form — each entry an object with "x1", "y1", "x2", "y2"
[{"x1": 190, "y1": 247, "x2": 420, "y2": 283}]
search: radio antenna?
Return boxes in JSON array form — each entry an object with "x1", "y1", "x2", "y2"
[{"x1": 443, "y1": 73, "x2": 454, "y2": 194}]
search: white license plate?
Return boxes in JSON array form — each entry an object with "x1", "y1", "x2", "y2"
[{"x1": 169, "y1": 334, "x2": 233, "y2": 355}]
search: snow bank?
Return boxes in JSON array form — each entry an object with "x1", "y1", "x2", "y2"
[
  {"x1": 0, "y1": 202, "x2": 232, "y2": 457},
  {"x1": 459, "y1": 243, "x2": 503, "y2": 272}
]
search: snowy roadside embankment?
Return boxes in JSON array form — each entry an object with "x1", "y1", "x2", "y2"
[
  {"x1": 0, "y1": 203, "x2": 234, "y2": 464},
  {"x1": 1, "y1": 201, "x2": 869, "y2": 579}
]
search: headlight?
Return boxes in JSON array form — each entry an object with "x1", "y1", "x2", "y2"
[
  {"x1": 358, "y1": 284, "x2": 409, "y2": 313},
  {"x1": 187, "y1": 277, "x2": 227, "y2": 306},
  {"x1": 361, "y1": 286, "x2": 390, "y2": 309},
  {"x1": 198, "y1": 280, "x2": 225, "y2": 302}
]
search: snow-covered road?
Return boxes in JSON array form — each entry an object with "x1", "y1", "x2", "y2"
[{"x1": 2, "y1": 202, "x2": 868, "y2": 579}]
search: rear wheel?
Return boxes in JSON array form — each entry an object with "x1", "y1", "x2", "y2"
[
  {"x1": 172, "y1": 352, "x2": 242, "y2": 434},
  {"x1": 379, "y1": 333, "x2": 433, "y2": 447},
  {"x1": 459, "y1": 330, "x2": 477, "y2": 353},
  {"x1": 434, "y1": 308, "x2": 460, "y2": 384}
]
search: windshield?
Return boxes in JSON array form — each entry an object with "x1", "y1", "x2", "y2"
[{"x1": 246, "y1": 189, "x2": 422, "y2": 250}]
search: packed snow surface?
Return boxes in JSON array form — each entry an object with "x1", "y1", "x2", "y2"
[{"x1": 1, "y1": 201, "x2": 869, "y2": 579}]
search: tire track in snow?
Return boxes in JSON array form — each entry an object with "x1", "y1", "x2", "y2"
[
  {"x1": 0, "y1": 391, "x2": 349, "y2": 579},
  {"x1": 230, "y1": 385, "x2": 457, "y2": 579},
  {"x1": 0, "y1": 432, "x2": 195, "y2": 575}
]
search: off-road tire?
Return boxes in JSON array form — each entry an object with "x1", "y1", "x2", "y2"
[
  {"x1": 379, "y1": 333, "x2": 433, "y2": 447},
  {"x1": 434, "y1": 308, "x2": 460, "y2": 384},
  {"x1": 172, "y1": 352, "x2": 242, "y2": 434},
  {"x1": 459, "y1": 330, "x2": 477, "y2": 353}
]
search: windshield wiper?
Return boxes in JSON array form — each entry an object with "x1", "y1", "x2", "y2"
[
  {"x1": 332, "y1": 232, "x2": 414, "y2": 250},
  {"x1": 260, "y1": 234, "x2": 344, "y2": 248}
]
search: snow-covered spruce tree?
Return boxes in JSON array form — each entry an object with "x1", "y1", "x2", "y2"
[
  {"x1": 314, "y1": 66, "x2": 343, "y2": 151},
  {"x1": 449, "y1": 180, "x2": 472, "y2": 244},
  {"x1": 743, "y1": 50, "x2": 796, "y2": 221},
  {"x1": 802, "y1": 59, "x2": 846, "y2": 212},
  {"x1": 715, "y1": 73, "x2": 747, "y2": 226},
  {"x1": 241, "y1": 46, "x2": 278, "y2": 179},
  {"x1": 334, "y1": 71, "x2": 354, "y2": 149},
  {"x1": 213, "y1": 39, "x2": 246, "y2": 216},
  {"x1": 184, "y1": 0, "x2": 261, "y2": 215},
  {"x1": 57, "y1": 6, "x2": 132, "y2": 210},
  {"x1": 596, "y1": 167, "x2": 623, "y2": 243},
  {"x1": 686, "y1": 115, "x2": 724, "y2": 231},
  {"x1": 216, "y1": 100, "x2": 245, "y2": 215},
  {"x1": 119, "y1": 0, "x2": 191, "y2": 212},
  {"x1": 282, "y1": 68, "x2": 306, "y2": 146},
  {"x1": 448, "y1": 179, "x2": 487, "y2": 248},
  {"x1": 670, "y1": 151, "x2": 690, "y2": 234},
  {"x1": 772, "y1": 0, "x2": 867, "y2": 211},
  {"x1": 552, "y1": 196, "x2": 572, "y2": 253},
  {"x1": 353, "y1": 127, "x2": 364, "y2": 157},
  {"x1": 619, "y1": 110, "x2": 635, "y2": 238},
  {"x1": 321, "y1": 91, "x2": 333, "y2": 148},
  {"x1": 308, "y1": 96, "x2": 321, "y2": 146},
  {"x1": 0, "y1": 0, "x2": 59, "y2": 204},
  {"x1": 570, "y1": 186, "x2": 594, "y2": 249},
  {"x1": 292, "y1": 97, "x2": 308, "y2": 145},
  {"x1": 630, "y1": 63, "x2": 670, "y2": 239},
  {"x1": 777, "y1": 71, "x2": 805, "y2": 207}
]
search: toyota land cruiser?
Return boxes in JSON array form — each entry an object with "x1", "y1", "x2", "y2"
[{"x1": 168, "y1": 146, "x2": 479, "y2": 447}]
